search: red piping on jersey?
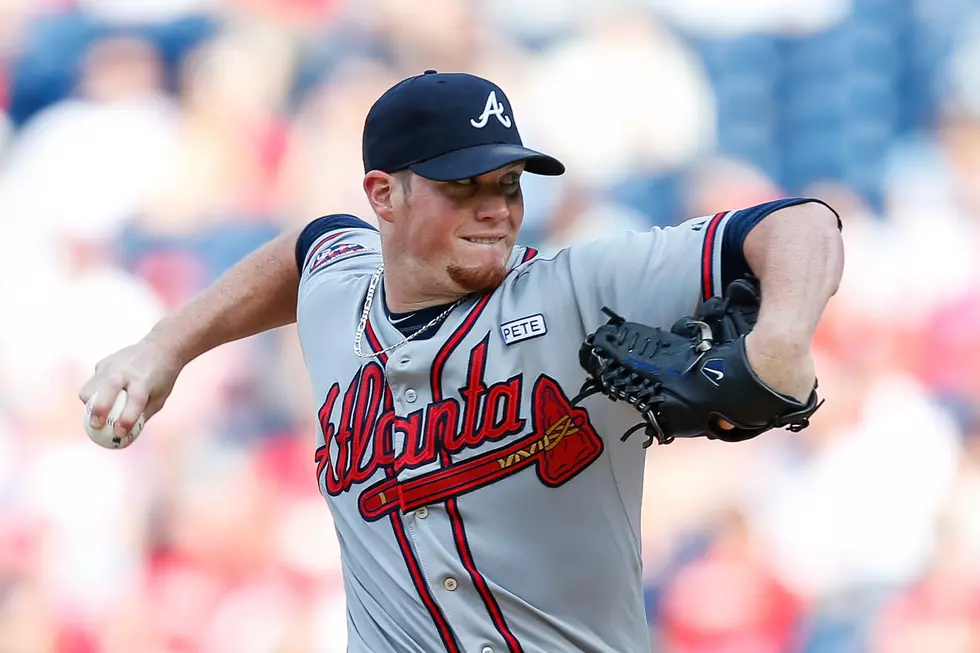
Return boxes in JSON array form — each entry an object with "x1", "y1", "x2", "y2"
[
  {"x1": 430, "y1": 294, "x2": 525, "y2": 653},
  {"x1": 520, "y1": 247, "x2": 538, "y2": 263},
  {"x1": 700, "y1": 212, "x2": 727, "y2": 301},
  {"x1": 364, "y1": 321, "x2": 462, "y2": 653},
  {"x1": 304, "y1": 229, "x2": 350, "y2": 268}
]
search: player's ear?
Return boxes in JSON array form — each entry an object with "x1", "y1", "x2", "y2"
[{"x1": 364, "y1": 171, "x2": 399, "y2": 224}]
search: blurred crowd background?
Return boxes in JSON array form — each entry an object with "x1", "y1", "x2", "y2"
[{"x1": 1, "y1": 0, "x2": 980, "y2": 651}]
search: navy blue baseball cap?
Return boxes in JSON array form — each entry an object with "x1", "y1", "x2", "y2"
[{"x1": 362, "y1": 70, "x2": 565, "y2": 182}]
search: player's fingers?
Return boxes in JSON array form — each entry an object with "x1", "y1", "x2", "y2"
[
  {"x1": 717, "y1": 419, "x2": 735, "y2": 430},
  {"x1": 114, "y1": 384, "x2": 149, "y2": 438},
  {"x1": 78, "y1": 358, "x2": 111, "y2": 405},
  {"x1": 144, "y1": 395, "x2": 167, "y2": 421},
  {"x1": 78, "y1": 377, "x2": 97, "y2": 405},
  {"x1": 87, "y1": 376, "x2": 125, "y2": 429}
]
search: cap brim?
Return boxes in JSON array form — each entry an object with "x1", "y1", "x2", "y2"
[{"x1": 410, "y1": 143, "x2": 565, "y2": 182}]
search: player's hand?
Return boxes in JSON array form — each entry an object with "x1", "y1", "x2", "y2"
[{"x1": 78, "y1": 333, "x2": 186, "y2": 440}]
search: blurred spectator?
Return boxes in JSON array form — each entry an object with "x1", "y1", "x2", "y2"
[
  {"x1": 116, "y1": 25, "x2": 296, "y2": 302},
  {"x1": 644, "y1": 0, "x2": 850, "y2": 38},
  {"x1": 654, "y1": 506, "x2": 804, "y2": 653},
  {"x1": 0, "y1": 580, "x2": 59, "y2": 653},
  {"x1": 0, "y1": 226, "x2": 167, "y2": 422},
  {"x1": 751, "y1": 353, "x2": 964, "y2": 603},
  {"x1": 869, "y1": 521, "x2": 980, "y2": 653},
  {"x1": 940, "y1": 429, "x2": 980, "y2": 578},
  {"x1": 539, "y1": 185, "x2": 653, "y2": 250},
  {"x1": 522, "y1": 7, "x2": 717, "y2": 188},
  {"x1": 360, "y1": 0, "x2": 482, "y2": 76},
  {"x1": 682, "y1": 156, "x2": 783, "y2": 219},
  {"x1": 0, "y1": 33, "x2": 180, "y2": 242},
  {"x1": 277, "y1": 56, "x2": 399, "y2": 227}
]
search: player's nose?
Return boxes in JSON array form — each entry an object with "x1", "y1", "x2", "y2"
[{"x1": 475, "y1": 194, "x2": 510, "y2": 222}]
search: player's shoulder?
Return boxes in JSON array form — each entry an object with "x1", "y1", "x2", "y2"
[{"x1": 296, "y1": 213, "x2": 381, "y2": 279}]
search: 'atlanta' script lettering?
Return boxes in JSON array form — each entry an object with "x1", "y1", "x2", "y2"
[{"x1": 314, "y1": 339, "x2": 526, "y2": 496}]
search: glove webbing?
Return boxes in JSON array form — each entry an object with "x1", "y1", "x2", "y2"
[{"x1": 571, "y1": 342, "x2": 674, "y2": 448}]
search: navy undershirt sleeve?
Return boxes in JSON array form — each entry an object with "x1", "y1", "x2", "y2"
[
  {"x1": 295, "y1": 214, "x2": 378, "y2": 274},
  {"x1": 720, "y1": 197, "x2": 841, "y2": 288}
]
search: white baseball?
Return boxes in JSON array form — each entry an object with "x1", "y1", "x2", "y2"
[{"x1": 84, "y1": 389, "x2": 145, "y2": 449}]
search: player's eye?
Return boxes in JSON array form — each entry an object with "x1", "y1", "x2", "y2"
[
  {"x1": 440, "y1": 178, "x2": 477, "y2": 200},
  {"x1": 501, "y1": 174, "x2": 521, "y2": 195}
]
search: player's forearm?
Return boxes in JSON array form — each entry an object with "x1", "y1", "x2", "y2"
[
  {"x1": 149, "y1": 230, "x2": 302, "y2": 365},
  {"x1": 742, "y1": 201, "x2": 844, "y2": 351}
]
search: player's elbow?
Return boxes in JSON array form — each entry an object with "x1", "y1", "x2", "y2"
[
  {"x1": 776, "y1": 200, "x2": 845, "y2": 288},
  {"x1": 805, "y1": 202, "x2": 845, "y2": 293},
  {"x1": 775, "y1": 200, "x2": 841, "y2": 233}
]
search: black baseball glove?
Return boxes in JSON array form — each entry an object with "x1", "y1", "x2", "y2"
[{"x1": 572, "y1": 276, "x2": 822, "y2": 447}]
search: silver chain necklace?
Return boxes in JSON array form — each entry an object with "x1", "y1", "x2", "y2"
[{"x1": 353, "y1": 262, "x2": 465, "y2": 359}]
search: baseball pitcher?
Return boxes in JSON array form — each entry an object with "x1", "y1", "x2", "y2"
[{"x1": 80, "y1": 71, "x2": 844, "y2": 653}]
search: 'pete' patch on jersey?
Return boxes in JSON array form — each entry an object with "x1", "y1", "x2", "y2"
[
  {"x1": 308, "y1": 241, "x2": 374, "y2": 274},
  {"x1": 501, "y1": 313, "x2": 547, "y2": 345}
]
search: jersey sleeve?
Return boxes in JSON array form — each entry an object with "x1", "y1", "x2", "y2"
[
  {"x1": 545, "y1": 197, "x2": 838, "y2": 333},
  {"x1": 716, "y1": 197, "x2": 840, "y2": 285},
  {"x1": 296, "y1": 214, "x2": 382, "y2": 298},
  {"x1": 557, "y1": 212, "x2": 728, "y2": 332}
]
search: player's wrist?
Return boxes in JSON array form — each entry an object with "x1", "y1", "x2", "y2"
[
  {"x1": 749, "y1": 309, "x2": 815, "y2": 353},
  {"x1": 147, "y1": 314, "x2": 201, "y2": 368},
  {"x1": 743, "y1": 330, "x2": 815, "y2": 403}
]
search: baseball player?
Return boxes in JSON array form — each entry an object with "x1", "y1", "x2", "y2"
[{"x1": 80, "y1": 71, "x2": 844, "y2": 653}]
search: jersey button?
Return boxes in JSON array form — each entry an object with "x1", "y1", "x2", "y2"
[
  {"x1": 481, "y1": 648, "x2": 494, "y2": 653},
  {"x1": 415, "y1": 507, "x2": 428, "y2": 519},
  {"x1": 405, "y1": 389, "x2": 418, "y2": 403},
  {"x1": 443, "y1": 578, "x2": 457, "y2": 591}
]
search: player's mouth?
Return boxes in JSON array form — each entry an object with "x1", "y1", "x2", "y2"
[{"x1": 463, "y1": 237, "x2": 505, "y2": 245}]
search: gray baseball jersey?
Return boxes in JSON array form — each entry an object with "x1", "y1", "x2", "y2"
[{"x1": 295, "y1": 209, "x2": 736, "y2": 653}]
